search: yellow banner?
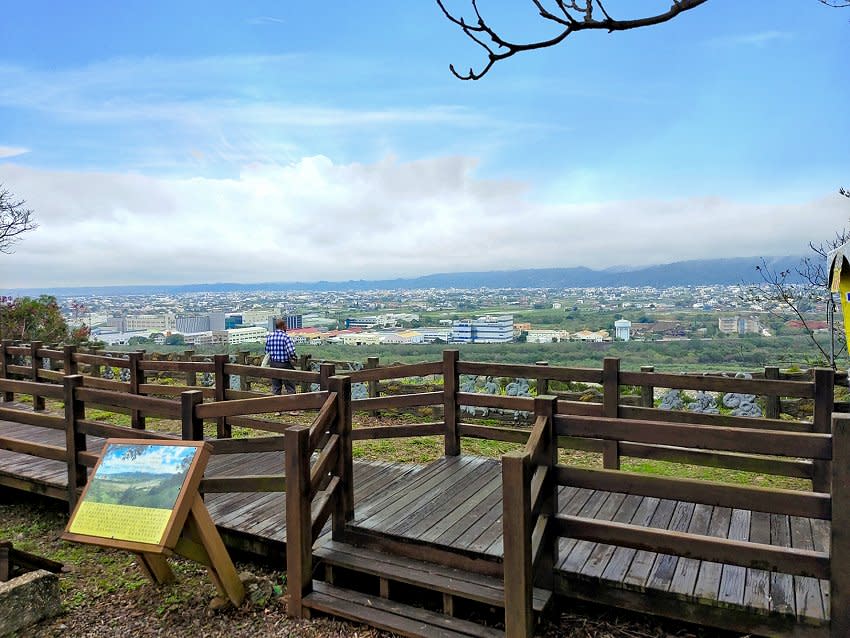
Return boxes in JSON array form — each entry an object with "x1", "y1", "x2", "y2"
[
  {"x1": 69, "y1": 501, "x2": 172, "y2": 545},
  {"x1": 840, "y1": 274, "x2": 850, "y2": 351}
]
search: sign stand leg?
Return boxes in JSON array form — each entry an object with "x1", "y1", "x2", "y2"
[{"x1": 135, "y1": 552, "x2": 175, "y2": 584}]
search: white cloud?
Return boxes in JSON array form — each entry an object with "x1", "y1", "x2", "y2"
[
  {"x1": 0, "y1": 156, "x2": 846, "y2": 289},
  {"x1": 247, "y1": 16, "x2": 286, "y2": 25},
  {"x1": 0, "y1": 146, "x2": 29, "y2": 159},
  {"x1": 706, "y1": 31, "x2": 793, "y2": 48}
]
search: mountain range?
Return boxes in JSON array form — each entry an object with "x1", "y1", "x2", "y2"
[{"x1": 9, "y1": 256, "x2": 806, "y2": 296}]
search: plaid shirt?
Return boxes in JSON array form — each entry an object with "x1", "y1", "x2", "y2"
[{"x1": 265, "y1": 330, "x2": 296, "y2": 362}]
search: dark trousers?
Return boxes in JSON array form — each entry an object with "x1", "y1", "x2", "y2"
[{"x1": 270, "y1": 359, "x2": 296, "y2": 395}]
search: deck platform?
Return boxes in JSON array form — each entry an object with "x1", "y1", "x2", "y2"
[{"x1": 0, "y1": 416, "x2": 831, "y2": 631}]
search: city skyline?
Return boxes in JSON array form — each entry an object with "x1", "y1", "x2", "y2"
[{"x1": 1, "y1": 1, "x2": 848, "y2": 288}]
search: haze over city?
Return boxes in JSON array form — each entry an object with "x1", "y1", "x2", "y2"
[{"x1": 1, "y1": 1, "x2": 848, "y2": 289}]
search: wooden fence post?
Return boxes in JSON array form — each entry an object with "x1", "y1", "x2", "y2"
[
  {"x1": 30, "y1": 341, "x2": 45, "y2": 411},
  {"x1": 285, "y1": 425, "x2": 312, "y2": 619},
  {"x1": 213, "y1": 354, "x2": 230, "y2": 439},
  {"x1": 502, "y1": 451, "x2": 533, "y2": 638},
  {"x1": 602, "y1": 357, "x2": 620, "y2": 470},
  {"x1": 443, "y1": 349, "x2": 460, "y2": 457},
  {"x1": 181, "y1": 390, "x2": 205, "y2": 441},
  {"x1": 63, "y1": 345, "x2": 78, "y2": 376},
  {"x1": 89, "y1": 347, "x2": 101, "y2": 378},
  {"x1": 764, "y1": 366, "x2": 781, "y2": 419},
  {"x1": 535, "y1": 361, "x2": 549, "y2": 397},
  {"x1": 534, "y1": 395, "x2": 558, "y2": 589},
  {"x1": 330, "y1": 376, "x2": 353, "y2": 539},
  {"x1": 64, "y1": 375, "x2": 87, "y2": 511},
  {"x1": 813, "y1": 367, "x2": 835, "y2": 493},
  {"x1": 640, "y1": 365, "x2": 654, "y2": 408},
  {"x1": 366, "y1": 356, "x2": 380, "y2": 418},
  {"x1": 831, "y1": 414, "x2": 850, "y2": 637},
  {"x1": 128, "y1": 352, "x2": 145, "y2": 430},
  {"x1": 299, "y1": 354, "x2": 312, "y2": 394},
  {"x1": 237, "y1": 350, "x2": 251, "y2": 391},
  {"x1": 0, "y1": 340, "x2": 12, "y2": 402},
  {"x1": 184, "y1": 350, "x2": 196, "y2": 386},
  {"x1": 319, "y1": 363, "x2": 335, "y2": 391}
]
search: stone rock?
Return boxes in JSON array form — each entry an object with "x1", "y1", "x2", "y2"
[{"x1": 0, "y1": 570, "x2": 62, "y2": 637}]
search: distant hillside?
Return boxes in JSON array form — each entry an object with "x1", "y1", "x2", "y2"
[{"x1": 9, "y1": 256, "x2": 805, "y2": 296}]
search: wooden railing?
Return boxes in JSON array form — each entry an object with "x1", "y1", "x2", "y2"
[
  {"x1": 500, "y1": 400, "x2": 850, "y2": 637},
  {"x1": 285, "y1": 376, "x2": 352, "y2": 618},
  {"x1": 502, "y1": 395, "x2": 557, "y2": 637},
  {"x1": 1, "y1": 344, "x2": 836, "y2": 488},
  {"x1": 0, "y1": 370, "x2": 356, "y2": 625}
]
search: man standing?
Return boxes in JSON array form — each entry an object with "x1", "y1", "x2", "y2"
[{"x1": 265, "y1": 318, "x2": 297, "y2": 395}]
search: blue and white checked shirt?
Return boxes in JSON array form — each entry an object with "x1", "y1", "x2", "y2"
[{"x1": 265, "y1": 330, "x2": 296, "y2": 362}]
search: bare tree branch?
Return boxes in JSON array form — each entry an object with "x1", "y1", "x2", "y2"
[
  {"x1": 0, "y1": 186, "x2": 38, "y2": 254},
  {"x1": 818, "y1": 0, "x2": 850, "y2": 7},
  {"x1": 436, "y1": 0, "x2": 710, "y2": 79}
]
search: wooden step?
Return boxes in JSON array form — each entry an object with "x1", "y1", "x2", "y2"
[
  {"x1": 314, "y1": 540, "x2": 551, "y2": 613},
  {"x1": 304, "y1": 581, "x2": 505, "y2": 638}
]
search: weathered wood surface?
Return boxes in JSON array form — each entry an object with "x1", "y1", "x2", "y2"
[{"x1": 0, "y1": 415, "x2": 832, "y2": 626}]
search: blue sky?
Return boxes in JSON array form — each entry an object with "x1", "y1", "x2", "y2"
[{"x1": 1, "y1": 1, "x2": 848, "y2": 287}]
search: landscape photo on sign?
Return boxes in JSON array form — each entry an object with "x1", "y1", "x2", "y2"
[
  {"x1": 84, "y1": 444, "x2": 196, "y2": 509},
  {"x1": 67, "y1": 443, "x2": 198, "y2": 545}
]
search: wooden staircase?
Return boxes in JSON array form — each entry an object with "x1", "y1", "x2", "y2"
[{"x1": 303, "y1": 540, "x2": 552, "y2": 638}]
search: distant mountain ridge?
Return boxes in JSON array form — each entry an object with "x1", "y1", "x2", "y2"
[{"x1": 9, "y1": 256, "x2": 805, "y2": 296}]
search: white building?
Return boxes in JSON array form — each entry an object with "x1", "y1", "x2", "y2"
[
  {"x1": 214, "y1": 326, "x2": 267, "y2": 345},
  {"x1": 614, "y1": 319, "x2": 632, "y2": 342},
  {"x1": 527, "y1": 329, "x2": 558, "y2": 343},
  {"x1": 418, "y1": 327, "x2": 453, "y2": 343},
  {"x1": 452, "y1": 315, "x2": 513, "y2": 344}
]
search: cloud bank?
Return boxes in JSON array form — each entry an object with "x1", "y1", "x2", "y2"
[{"x1": 1, "y1": 156, "x2": 846, "y2": 289}]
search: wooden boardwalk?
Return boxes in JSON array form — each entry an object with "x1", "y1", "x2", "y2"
[{"x1": 0, "y1": 416, "x2": 830, "y2": 629}]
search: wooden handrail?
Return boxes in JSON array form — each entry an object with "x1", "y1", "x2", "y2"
[
  {"x1": 309, "y1": 435, "x2": 340, "y2": 500},
  {"x1": 553, "y1": 514, "x2": 829, "y2": 579},
  {"x1": 200, "y1": 475, "x2": 286, "y2": 493},
  {"x1": 555, "y1": 414, "x2": 832, "y2": 460},
  {"x1": 619, "y1": 370, "x2": 817, "y2": 398},
  {"x1": 195, "y1": 391, "x2": 328, "y2": 419},
  {"x1": 347, "y1": 361, "x2": 442, "y2": 383},
  {"x1": 308, "y1": 392, "x2": 338, "y2": 451},
  {"x1": 75, "y1": 387, "x2": 181, "y2": 419},
  {"x1": 556, "y1": 465, "x2": 830, "y2": 519}
]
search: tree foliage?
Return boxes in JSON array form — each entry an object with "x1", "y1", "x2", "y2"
[
  {"x1": 0, "y1": 185, "x2": 38, "y2": 253},
  {"x1": 0, "y1": 295, "x2": 68, "y2": 342}
]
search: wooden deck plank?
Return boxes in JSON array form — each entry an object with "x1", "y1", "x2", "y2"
[
  {"x1": 355, "y1": 456, "x2": 476, "y2": 530},
  {"x1": 645, "y1": 500, "x2": 695, "y2": 592},
  {"x1": 601, "y1": 496, "x2": 661, "y2": 584},
  {"x1": 579, "y1": 494, "x2": 643, "y2": 580},
  {"x1": 769, "y1": 514, "x2": 795, "y2": 616},
  {"x1": 692, "y1": 507, "x2": 732, "y2": 603},
  {"x1": 441, "y1": 483, "x2": 506, "y2": 552},
  {"x1": 553, "y1": 488, "x2": 596, "y2": 563},
  {"x1": 742, "y1": 511, "x2": 771, "y2": 615},
  {"x1": 353, "y1": 456, "x2": 464, "y2": 523},
  {"x1": 789, "y1": 515, "x2": 826, "y2": 622},
  {"x1": 810, "y1": 518, "x2": 830, "y2": 620},
  {"x1": 667, "y1": 503, "x2": 713, "y2": 597},
  {"x1": 717, "y1": 508, "x2": 751, "y2": 606},
  {"x1": 384, "y1": 458, "x2": 492, "y2": 536},
  {"x1": 622, "y1": 499, "x2": 677, "y2": 590},
  {"x1": 417, "y1": 471, "x2": 502, "y2": 543},
  {"x1": 560, "y1": 492, "x2": 626, "y2": 573}
]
